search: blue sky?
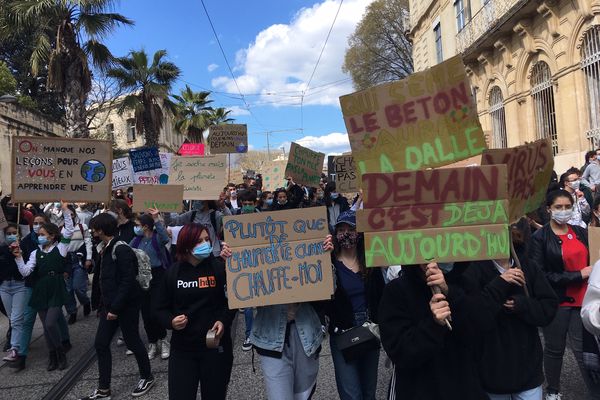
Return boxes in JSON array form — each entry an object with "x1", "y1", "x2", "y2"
[{"x1": 103, "y1": 0, "x2": 374, "y2": 155}]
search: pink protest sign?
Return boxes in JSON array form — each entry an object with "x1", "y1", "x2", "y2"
[{"x1": 178, "y1": 143, "x2": 205, "y2": 156}]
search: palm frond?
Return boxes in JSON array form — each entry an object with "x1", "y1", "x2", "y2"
[
  {"x1": 83, "y1": 39, "x2": 114, "y2": 71},
  {"x1": 30, "y1": 32, "x2": 51, "y2": 76},
  {"x1": 117, "y1": 93, "x2": 142, "y2": 115},
  {"x1": 76, "y1": 12, "x2": 134, "y2": 39},
  {"x1": 151, "y1": 49, "x2": 167, "y2": 68}
]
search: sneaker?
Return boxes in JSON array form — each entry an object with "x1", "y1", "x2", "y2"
[
  {"x1": 160, "y1": 339, "x2": 170, "y2": 360},
  {"x1": 2, "y1": 348, "x2": 18, "y2": 362},
  {"x1": 147, "y1": 343, "x2": 157, "y2": 360},
  {"x1": 78, "y1": 388, "x2": 111, "y2": 399},
  {"x1": 116, "y1": 337, "x2": 125, "y2": 346},
  {"x1": 545, "y1": 394, "x2": 562, "y2": 400},
  {"x1": 68, "y1": 313, "x2": 77, "y2": 325},
  {"x1": 125, "y1": 349, "x2": 133, "y2": 356},
  {"x1": 83, "y1": 303, "x2": 91, "y2": 317},
  {"x1": 131, "y1": 377, "x2": 155, "y2": 397},
  {"x1": 242, "y1": 337, "x2": 252, "y2": 352}
]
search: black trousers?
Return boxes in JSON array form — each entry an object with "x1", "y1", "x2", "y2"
[
  {"x1": 95, "y1": 305, "x2": 152, "y2": 389},
  {"x1": 168, "y1": 347, "x2": 233, "y2": 400},
  {"x1": 141, "y1": 268, "x2": 167, "y2": 343}
]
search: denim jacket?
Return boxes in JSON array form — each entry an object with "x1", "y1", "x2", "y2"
[{"x1": 250, "y1": 303, "x2": 324, "y2": 357}]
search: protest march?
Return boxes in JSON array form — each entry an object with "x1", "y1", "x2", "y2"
[{"x1": 1, "y1": 30, "x2": 599, "y2": 400}]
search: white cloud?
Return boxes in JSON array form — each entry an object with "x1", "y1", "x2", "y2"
[
  {"x1": 227, "y1": 105, "x2": 251, "y2": 116},
  {"x1": 211, "y1": 0, "x2": 374, "y2": 107},
  {"x1": 281, "y1": 132, "x2": 350, "y2": 156},
  {"x1": 207, "y1": 63, "x2": 219, "y2": 72}
]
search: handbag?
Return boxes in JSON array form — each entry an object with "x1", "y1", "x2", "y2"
[{"x1": 334, "y1": 322, "x2": 380, "y2": 363}]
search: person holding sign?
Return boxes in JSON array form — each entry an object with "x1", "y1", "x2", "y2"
[
  {"x1": 379, "y1": 262, "x2": 492, "y2": 399},
  {"x1": 131, "y1": 210, "x2": 171, "y2": 361},
  {"x1": 326, "y1": 211, "x2": 384, "y2": 400},
  {"x1": 462, "y1": 226, "x2": 558, "y2": 399},
  {"x1": 530, "y1": 190, "x2": 600, "y2": 399},
  {"x1": 220, "y1": 235, "x2": 334, "y2": 400},
  {"x1": 155, "y1": 224, "x2": 236, "y2": 400},
  {"x1": 12, "y1": 201, "x2": 73, "y2": 372}
]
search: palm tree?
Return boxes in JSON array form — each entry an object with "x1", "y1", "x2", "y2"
[
  {"x1": 108, "y1": 49, "x2": 181, "y2": 148},
  {"x1": 209, "y1": 107, "x2": 234, "y2": 126},
  {"x1": 5, "y1": 0, "x2": 133, "y2": 137},
  {"x1": 172, "y1": 85, "x2": 213, "y2": 143}
]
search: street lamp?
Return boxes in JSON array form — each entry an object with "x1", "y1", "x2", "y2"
[
  {"x1": 0, "y1": 95, "x2": 17, "y2": 103},
  {"x1": 281, "y1": 146, "x2": 286, "y2": 158}
]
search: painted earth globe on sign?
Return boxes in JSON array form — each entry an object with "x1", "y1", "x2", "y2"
[{"x1": 81, "y1": 160, "x2": 107, "y2": 183}]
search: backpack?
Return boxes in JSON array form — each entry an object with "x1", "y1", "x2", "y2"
[
  {"x1": 131, "y1": 233, "x2": 173, "y2": 269},
  {"x1": 111, "y1": 241, "x2": 152, "y2": 291}
]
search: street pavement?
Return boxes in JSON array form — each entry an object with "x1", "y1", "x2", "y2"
[{"x1": 0, "y1": 306, "x2": 590, "y2": 399}]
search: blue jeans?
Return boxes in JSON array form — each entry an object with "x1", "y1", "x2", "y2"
[
  {"x1": 329, "y1": 312, "x2": 379, "y2": 400},
  {"x1": 0, "y1": 280, "x2": 28, "y2": 352},
  {"x1": 487, "y1": 386, "x2": 543, "y2": 400},
  {"x1": 65, "y1": 254, "x2": 90, "y2": 315},
  {"x1": 19, "y1": 287, "x2": 70, "y2": 356},
  {"x1": 244, "y1": 308, "x2": 253, "y2": 339}
]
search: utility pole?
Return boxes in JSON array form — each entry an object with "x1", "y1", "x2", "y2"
[{"x1": 254, "y1": 128, "x2": 302, "y2": 160}]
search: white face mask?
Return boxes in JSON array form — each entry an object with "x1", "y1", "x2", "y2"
[
  {"x1": 552, "y1": 209, "x2": 573, "y2": 225},
  {"x1": 569, "y1": 180, "x2": 581, "y2": 191}
]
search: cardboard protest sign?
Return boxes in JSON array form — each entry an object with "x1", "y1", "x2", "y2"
[
  {"x1": 208, "y1": 124, "x2": 248, "y2": 154},
  {"x1": 285, "y1": 142, "x2": 325, "y2": 187},
  {"x1": 132, "y1": 152, "x2": 171, "y2": 185},
  {"x1": 112, "y1": 157, "x2": 133, "y2": 189},
  {"x1": 133, "y1": 184, "x2": 184, "y2": 213},
  {"x1": 129, "y1": 147, "x2": 161, "y2": 173},
  {"x1": 339, "y1": 55, "x2": 486, "y2": 176},
  {"x1": 12, "y1": 136, "x2": 112, "y2": 203},
  {"x1": 0, "y1": 207, "x2": 7, "y2": 230},
  {"x1": 481, "y1": 138, "x2": 554, "y2": 223},
  {"x1": 169, "y1": 155, "x2": 227, "y2": 200},
  {"x1": 333, "y1": 155, "x2": 358, "y2": 192},
  {"x1": 222, "y1": 207, "x2": 334, "y2": 309},
  {"x1": 359, "y1": 165, "x2": 509, "y2": 266},
  {"x1": 262, "y1": 161, "x2": 287, "y2": 191},
  {"x1": 589, "y1": 227, "x2": 600, "y2": 265},
  {"x1": 178, "y1": 142, "x2": 205, "y2": 156}
]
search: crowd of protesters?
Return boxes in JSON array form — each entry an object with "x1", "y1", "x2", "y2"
[{"x1": 4, "y1": 153, "x2": 600, "y2": 400}]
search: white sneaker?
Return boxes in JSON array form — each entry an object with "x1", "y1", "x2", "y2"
[
  {"x1": 125, "y1": 349, "x2": 133, "y2": 356},
  {"x1": 160, "y1": 339, "x2": 170, "y2": 360},
  {"x1": 116, "y1": 337, "x2": 125, "y2": 346},
  {"x1": 147, "y1": 343, "x2": 157, "y2": 360},
  {"x1": 545, "y1": 394, "x2": 562, "y2": 400}
]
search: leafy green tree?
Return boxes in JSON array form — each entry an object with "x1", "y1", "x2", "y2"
[
  {"x1": 3, "y1": 0, "x2": 133, "y2": 136},
  {"x1": 108, "y1": 49, "x2": 181, "y2": 148},
  {"x1": 343, "y1": 0, "x2": 413, "y2": 90},
  {"x1": 0, "y1": 60, "x2": 17, "y2": 94},
  {"x1": 172, "y1": 85, "x2": 214, "y2": 143}
]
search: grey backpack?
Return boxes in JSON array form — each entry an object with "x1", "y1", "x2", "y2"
[{"x1": 111, "y1": 241, "x2": 152, "y2": 291}]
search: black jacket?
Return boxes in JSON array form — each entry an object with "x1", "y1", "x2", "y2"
[
  {"x1": 156, "y1": 257, "x2": 237, "y2": 352},
  {"x1": 0, "y1": 244, "x2": 23, "y2": 284},
  {"x1": 463, "y1": 260, "x2": 558, "y2": 394},
  {"x1": 95, "y1": 239, "x2": 141, "y2": 314},
  {"x1": 529, "y1": 223, "x2": 588, "y2": 303},
  {"x1": 326, "y1": 261, "x2": 384, "y2": 334},
  {"x1": 379, "y1": 264, "x2": 489, "y2": 400}
]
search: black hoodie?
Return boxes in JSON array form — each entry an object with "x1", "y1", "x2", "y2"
[
  {"x1": 379, "y1": 264, "x2": 490, "y2": 400},
  {"x1": 463, "y1": 259, "x2": 558, "y2": 394},
  {"x1": 156, "y1": 256, "x2": 237, "y2": 352}
]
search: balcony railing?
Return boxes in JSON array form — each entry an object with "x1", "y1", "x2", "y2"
[{"x1": 456, "y1": 0, "x2": 523, "y2": 54}]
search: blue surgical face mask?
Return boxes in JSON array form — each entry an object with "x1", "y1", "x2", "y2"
[
  {"x1": 331, "y1": 192, "x2": 339, "y2": 199},
  {"x1": 192, "y1": 242, "x2": 212, "y2": 260},
  {"x1": 5, "y1": 234, "x2": 17, "y2": 244},
  {"x1": 265, "y1": 199, "x2": 273, "y2": 206},
  {"x1": 134, "y1": 226, "x2": 144, "y2": 236},
  {"x1": 37, "y1": 235, "x2": 50, "y2": 246},
  {"x1": 54, "y1": 202, "x2": 61, "y2": 208},
  {"x1": 257, "y1": 191, "x2": 262, "y2": 198},
  {"x1": 32, "y1": 224, "x2": 41, "y2": 234},
  {"x1": 438, "y1": 262, "x2": 455, "y2": 273}
]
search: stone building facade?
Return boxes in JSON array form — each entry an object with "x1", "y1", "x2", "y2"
[
  {"x1": 409, "y1": 0, "x2": 600, "y2": 173},
  {"x1": 0, "y1": 102, "x2": 65, "y2": 193},
  {"x1": 88, "y1": 99, "x2": 185, "y2": 153}
]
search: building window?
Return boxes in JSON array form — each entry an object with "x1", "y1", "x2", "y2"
[
  {"x1": 105, "y1": 123, "x2": 114, "y2": 141},
  {"x1": 488, "y1": 86, "x2": 507, "y2": 148},
  {"x1": 434, "y1": 23, "x2": 443, "y2": 64},
  {"x1": 581, "y1": 25, "x2": 600, "y2": 149},
  {"x1": 530, "y1": 61, "x2": 559, "y2": 156},
  {"x1": 127, "y1": 119, "x2": 136, "y2": 142},
  {"x1": 455, "y1": 0, "x2": 468, "y2": 32}
]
